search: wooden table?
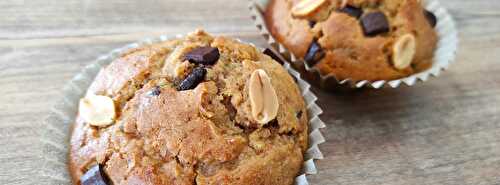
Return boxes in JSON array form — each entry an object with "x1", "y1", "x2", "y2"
[{"x1": 1, "y1": 0, "x2": 499, "y2": 184}]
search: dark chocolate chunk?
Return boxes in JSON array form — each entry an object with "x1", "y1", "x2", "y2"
[
  {"x1": 304, "y1": 41, "x2": 325, "y2": 67},
  {"x1": 296, "y1": 110, "x2": 303, "y2": 119},
  {"x1": 149, "y1": 86, "x2": 161, "y2": 96},
  {"x1": 263, "y1": 48, "x2": 285, "y2": 65},
  {"x1": 424, "y1": 9, "x2": 437, "y2": 28},
  {"x1": 81, "y1": 164, "x2": 109, "y2": 185},
  {"x1": 361, "y1": 12, "x2": 390, "y2": 36},
  {"x1": 184, "y1": 46, "x2": 220, "y2": 65},
  {"x1": 308, "y1": 21, "x2": 317, "y2": 28},
  {"x1": 177, "y1": 67, "x2": 207, "y2": 91},
  {"x1": 339, "y1": 5, "x2": 363, "y2": 19}
]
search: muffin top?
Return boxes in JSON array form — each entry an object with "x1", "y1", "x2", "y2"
[
  {"x1": 265, "y1": 0, "x2": 438, "y2": 81},
  {"x1": 69, "y1": 30, "x2": 308, "y2": 185}
]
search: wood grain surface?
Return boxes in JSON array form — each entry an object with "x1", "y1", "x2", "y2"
[{"x1": 1, "y1": 0, "x2": 500, "y2": 184}]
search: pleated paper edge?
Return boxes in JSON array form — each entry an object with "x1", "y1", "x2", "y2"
[
  {"x1": 38, "y1": 34, "x2": 326, "y2": 185},
  {"x1": 249, "y1": 0, "x2": 459, "y2": 89}
]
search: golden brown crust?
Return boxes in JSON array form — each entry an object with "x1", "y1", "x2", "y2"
[
  {"x1": 69, "y1": 30, "x2": 308, "y2": 185},
  {"x1": 265, "y1": 0, "x2": 438, "y2": 81}
]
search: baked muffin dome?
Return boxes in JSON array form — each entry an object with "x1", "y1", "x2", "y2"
[
  {"x1": 69, "y1": 30, "x2": 308, "y2": 185},
  {"x1": 265, "y1": 0, "x2": 438, "y2": 81}
]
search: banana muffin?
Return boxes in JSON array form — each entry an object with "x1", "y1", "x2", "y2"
[
  {"x1": 69, "y1": 30, "x2": 308, "y2": 185},
  {"x1": 264, "y1": 0, "x2": 438, "y2": 81}
]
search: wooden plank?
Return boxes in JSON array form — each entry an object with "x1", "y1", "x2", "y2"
[
  {"x1": 0, "y1": 0, "x2": 258, "y2": 39},
  {"x1": 1, "y1": 0, "x2": 500, "y2": 184}
]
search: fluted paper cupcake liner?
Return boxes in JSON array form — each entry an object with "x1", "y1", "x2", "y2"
[
  {"x1": 38, "y1": 34, "x2": 326, "y2": 185},
  {"x1": 250, "y1": 0, "x2": 459, "y2": 89}
]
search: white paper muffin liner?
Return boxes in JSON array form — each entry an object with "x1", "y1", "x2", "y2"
[
  {"x1": 38, "y1": 34, "x2": 326, "y2": 185},
  {"x1": 250, "y1": 0, "x2": 459, "y2": 89}
]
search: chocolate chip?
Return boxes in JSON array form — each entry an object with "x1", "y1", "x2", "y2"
[
  {"x1": 177, "y1": 67, "x2": 207, "y2": 91},
  {"x1": 339, "y1": 5, "x2": 363, "y2": 19},
  {"x1": 296, "y1": 110, "x2": 303, "y2": 119},
  {"x1": 304, "y1": 41, "x2": 325, "y2": 67},
  {"x1": 81, "y1": 164, "x2": 109, "y2": 185},
  {"x1": 149, "y1": 86, "x2": 161, "y2": 96},
  {"x1": 263, "y1": 48, "x2": 284, "y2": 65},
  {"x1": 424, "y1": 10, "x2": 437, "y2": 28},
  {"x1": 308, "y1": 21, "x2": 317, "y2": 28},
  {"x1": 361, "y1": 12, "x2": 390, "y2": 36},
  {"x1": 184, "y1": 47, "x2": 220, "y2": 65}
]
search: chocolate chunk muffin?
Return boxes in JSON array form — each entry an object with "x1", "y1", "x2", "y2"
[
  {"x1": 69, "y1": 30, "x2": 308, "y2": 185},
  {"x1": 264, "y1": 0, "x2": 438, "y2": 81}
]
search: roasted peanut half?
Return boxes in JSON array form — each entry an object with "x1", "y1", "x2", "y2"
[
  {"x1": 248, "y1": 69, "x2": 279, "y2": 125},
  {"x1": 392, "y1": 34, "x2": 417, "y2": 70},
  {"x1": 79, "y1": 94, "x2": 116, "y2": 127},
  {"x1": 291, "y1": 0, "x2": 329, "y2": 19}
]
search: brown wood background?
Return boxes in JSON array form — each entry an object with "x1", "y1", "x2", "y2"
[{"x1": 1, "y1": 0, "x2": 500, "y2": 184}]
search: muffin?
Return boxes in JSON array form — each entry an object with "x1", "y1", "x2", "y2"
[
  {"x1": 264, "y1": 0, "x2": 438, "y2": 81},
  {"x1": 69, "y1": 30, "x2": 308, "y2": 185}
]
